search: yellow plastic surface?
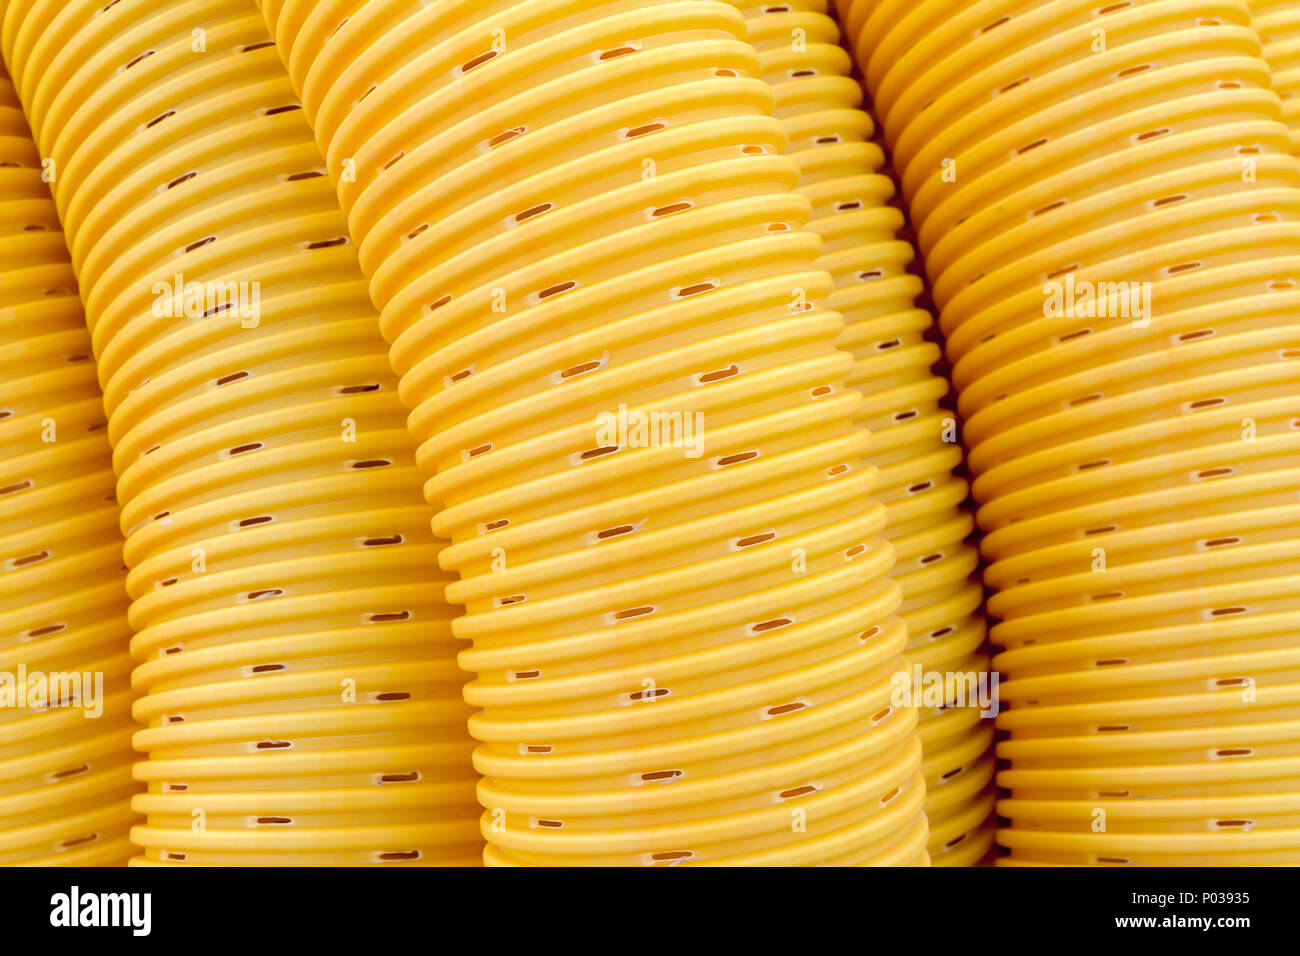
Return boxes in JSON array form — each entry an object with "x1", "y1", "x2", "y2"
[
  {"x1": 839, "y1": 0, "x2": 1300, "y2": 865},
  {"x1": 261, "y1": 0, "x2": 929, "y2": 866},
  {"x1": 1, "y1": 0, "x2": 481, "y2": 866},
  {"x1": 1252, "y1": 0, "x2": 1300, "y2": 152},
  {"x1": 0, "y1": 66, "x2": 138, "y2": 867},
  {"x1": 729, "y1": 0, "x2": 991, "y2": 866}
]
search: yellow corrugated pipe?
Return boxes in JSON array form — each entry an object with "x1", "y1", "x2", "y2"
[
  {"x1": 1, "y1": 0, "x2": 482, "y2": 865},
  {"x1": 0, "y1": 64, "x2": 138, "y2": 866},
  {"x1": 839, "y1": 0, "x2": 1300, "y2": 865},
  {"x1": 260, "y1": 0, "x2": 930, "y2": 865}
]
